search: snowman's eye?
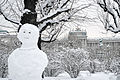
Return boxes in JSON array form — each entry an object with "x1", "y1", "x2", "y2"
[
  {"x1": 23, "y1": 31, "x2": 25, "y2": 33},
  {"x1": 29, "y1": 32, "x2": 31, "y2": 34}
]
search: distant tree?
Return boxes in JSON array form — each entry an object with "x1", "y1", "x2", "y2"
[
  {"x1": 110, "y1": 57, "x2": 120, "y2": 75},
  {"x1": 61, "y1": 47, "x2": 90, "y2": 78},
  {"x1": 41, "y1": 42, "x2": 65, "y2": 77},
  {"x1": 0, "y1": 43, "x2": 9, "y2": 78},
  {"x1": 41, "y1": 41, "x2": 90, "y2": 78},
  {"x1": 0, "y1": 35, "x2": 20, "y2": 78}
]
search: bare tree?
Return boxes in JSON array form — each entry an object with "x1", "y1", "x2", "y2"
[
  {"x1": 61, "y1": 48, "x2": 90, "y2": 78},
  {"x1": 97, "y1": 0, "x2": 120, "y2": 33},
  {"x1": 0, "y1": 0, "x2": 91, "y2": 49}
]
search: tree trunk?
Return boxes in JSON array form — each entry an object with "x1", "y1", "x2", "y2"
[
  {"x1": 38, "y1": 34, "x2": 42, "y2": 50},
  {"x1": 19, "y1": 0, "x2": 42, "y2": 49},
  {"x1": 20, "y1": 0, "x2": 38, "y2": 26}
]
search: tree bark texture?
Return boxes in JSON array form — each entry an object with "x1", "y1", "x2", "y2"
[
  {"x1": 20, "y1": 0, "x2": 38, "y2": 25},
  {"x1": 20, "y1": 0, "x2": 41, "y2": 49}
]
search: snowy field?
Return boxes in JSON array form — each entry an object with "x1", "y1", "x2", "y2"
[{"x1": 0, "y1": 72, "x2": 117, "y2": 80}]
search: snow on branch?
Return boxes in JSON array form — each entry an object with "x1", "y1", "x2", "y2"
[
  {"x1": 114, "y1": 0, "x2": 120, "y2": 6},
  {"x1": 38, "y1": 3, "x2": 91, "y2": 32},
  {"x1": 60, "y1": 0, "x2": 70, "y2": 8},
  {"x1": 37, "y1": 8, "x2": 70, "y2": 24},
  {"x1": 0, "y1": 0, "x2": 8, "y2": 6},
  {"x1": 97, "y1": 0, "x2": 120, "y2": 33}
]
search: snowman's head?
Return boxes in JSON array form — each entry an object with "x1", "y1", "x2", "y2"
[{"x1": 17, "y1": 24, "x2": 39, "y2": 44}]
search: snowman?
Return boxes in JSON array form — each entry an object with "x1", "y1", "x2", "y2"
[{"x1": 8, "y1": 23, "x2": 48, "y2": 80}]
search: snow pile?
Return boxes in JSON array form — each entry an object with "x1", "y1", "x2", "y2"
[
  {"x1": 57, "y1": 72, "x2": 71, "y2": 78},
  {"x1": 78, "y1": 71, "x2": 91, "y2": 77}
]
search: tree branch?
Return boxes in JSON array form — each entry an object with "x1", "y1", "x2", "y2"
[
  {"x1": 61, "y1": 0, "x2": 70, "y2": 8},
  {"x1": 41, "y1": 24, "x2": 63, "y2": 43},
  {"x1": 107, "y1": 27, "x2": 120, "y2": 33},
  {"x1": 114, "y1": 0, "x2": 120, "y2": 7},
  {"x1": 37, "y1": 8, "x2": 70, "y2": 25},
  {"x1": 41, "y1": 38, "x2": 56, "y2": 43},
  {"x1": 98, "y1": 0, "x2": 119, "y2": 29},
  {"x1": 0, "y1": 0, "x2": 8, "y2": 6},
  {"x1": 0, "y1": 10, "x2": 20, "y2": 25}
]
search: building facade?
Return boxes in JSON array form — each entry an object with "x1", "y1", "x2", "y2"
[{"x1": 68, "y1": 28, "x2": 120, "y2": 60}]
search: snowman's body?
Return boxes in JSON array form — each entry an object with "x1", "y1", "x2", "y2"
[{"x1": 8, "y1": 24, "x2": 48, "y2": 80}]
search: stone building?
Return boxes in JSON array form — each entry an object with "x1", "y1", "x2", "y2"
[
  {"x1": 68, "y1": 28, "x2": 120, "y2": 60},
  {"x1": 68, "y1": 28, "x2": 87, "y2": 48}
]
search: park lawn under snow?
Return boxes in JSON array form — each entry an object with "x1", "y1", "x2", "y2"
[
  {"x1": 0, "y1": 72, "x2": 116, "y2": 80},
  {"x1": 79, "y1": 72, "x2": 116, "y2": 80}
]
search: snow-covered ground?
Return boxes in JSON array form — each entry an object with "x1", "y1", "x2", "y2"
[
  {"x1": 0, "y1": 72, "x2": 117, "y2": 80},
  {"x1": 78, "y1": 72, "x2": 116, "y2": 80}
]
